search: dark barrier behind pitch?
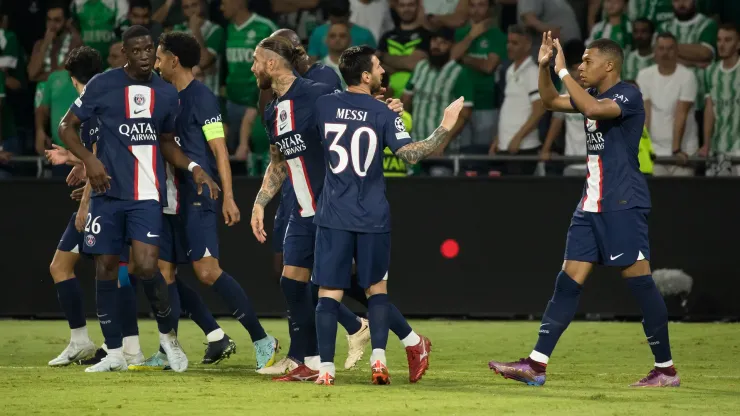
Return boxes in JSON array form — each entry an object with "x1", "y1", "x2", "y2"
[{"x1": 1, "y1": 178, "x2": 738, "y2": 319}]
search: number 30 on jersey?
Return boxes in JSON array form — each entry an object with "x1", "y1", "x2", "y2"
[{"x1": 323, "y1": 123, "x2": 378, "y2": 177}]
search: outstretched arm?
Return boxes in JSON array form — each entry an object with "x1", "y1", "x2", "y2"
[{"x1": 395, "y1": 97, "x2": 465, "y2": 164}]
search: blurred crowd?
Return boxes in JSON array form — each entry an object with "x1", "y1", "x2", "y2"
[{"x1": 0, "y1": 0, "x2": 738, "y2": 178}]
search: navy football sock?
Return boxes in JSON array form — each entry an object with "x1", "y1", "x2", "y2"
[
  {"x1": 168, "y1": 282, "x2": 181, "y2": 334},
  {"x1": 118, "y1": 266, "x2": 139, "y2": 338},
  {"x1": 177, "y1": 278, "x2": 220, "y2": 335},
  {"x1": 533, "y1": 271, "x2": 582, "y2": 360},
  {"x1": 315, "y1": 297, "x2": 340, "y2": 363},
  {"x1": 338, "y1": 304, "x2": 362, "y2": 335},
  {"x1": 388, "y1": 303, "x2": 412, "y2": 340},
  {"x1": 281, "y1": 277, "x2": 310, "y2": 362},
  {"x1": 346, "y1": 275, "x2": 369, "y2": 308},
  {"x1": 626, "y1": 275, "x2": 673, "y2": 365},
  {"x1": 140, "y1": 273, "x2": 173, "y2": 335},
  {"x1": 212, "y1": 272, "x2": 267, "y2": 342},
  {"x1": 56, "y1": 278, "x2": 86, "y2": 330},
  {"x1": 96, "y1": 279, "x2": 122, "y2": 349},
  {"x1": 367, "y1": 294, "x2": 390, "y2": 350}
]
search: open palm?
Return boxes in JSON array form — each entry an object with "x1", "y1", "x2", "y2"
[{"x1": 538, "y1": 31, "x2": 554, "y2": 67}]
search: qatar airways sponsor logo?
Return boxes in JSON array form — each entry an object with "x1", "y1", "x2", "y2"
[
  {"x1": 276, "y1": 134, "x2": 306, "y2": 156},
  {"x1": 119, "y1": 122, "x2": 157, "y2": 142}
]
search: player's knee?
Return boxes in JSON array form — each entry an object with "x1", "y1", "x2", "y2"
[
  {"x1": 621, "y1": 259, "x2": 651, "y2": 278},
  {"x1": 561, "y1": 260, "x2": 591, "y2": 285},
  {"x1": 282, "y1": 265, "x2": 311, "y2": 282},
  {"x1": 365, "y1": 280, "x2": 387, "y2": 297},
  {"x1": 95, "y1": 256, "x2": 119, "y2": 281},
  {"x1": 193, "y1": 260, "x2": 222, "y2": 285},
  {"x1": 49, "y1": 258, "x2": 74, "y2": 282}
]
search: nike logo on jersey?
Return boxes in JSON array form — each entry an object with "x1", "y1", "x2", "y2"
[
  {"x1": 540, "y1": 323, "x2": 550, "y2": 327},
  {"x1": 610, "y1": 253, "x2": 624, "y2": 260},
  {"x1": 97, "y1": 313, "x2": 108, "y2": 318},
  {"x1": 187, "y1": 250, "x2": 192, "y2": 256},
  {"x1": 147, "y1": 232, "x2": 159, "y2": 238},
  {"x1": 134, "y1": 108, "x2": 146, "y2": 114}
]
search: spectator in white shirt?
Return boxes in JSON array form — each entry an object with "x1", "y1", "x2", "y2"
[
  {"x1": 636, "y1": 32, "x2": 698, "y2": 176},
  {"x1": 350, "y1": 0, "x2": 395, "y2": 44},
  {"x1": 491, "y1": 24, "x2": 545, "y2": 175},
  {"x1": 322, "y1": 22, "x2": 351, "y2": 88}
]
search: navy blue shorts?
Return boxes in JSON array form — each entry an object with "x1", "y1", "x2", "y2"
[
  {"x1": 312, "y1": 226, "x2": 390, "y2": 289},
  {"x1": 272, "y1": 201, "x2": 288, "y2": 254},
  {"x1": 159, "y1": 214, "x2": 188, "y2": 264},
  {"x1": 282, "y1": 217, "x2": 316, "y2": 268},
  {"x1": 181, "y1": 205, "x2": 220, "y2": 262},
  {"x1": 564, "y1": 208, "x2": 650, "y2": 267},
  {"x1": 83, "y1": 197, "x2": 162, "y2": 255},
  {"x1": 58, "y1": 212, "x2": 84, "y2": 254}
]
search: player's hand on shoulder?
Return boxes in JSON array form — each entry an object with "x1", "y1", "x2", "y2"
[
  {"x1": 193, "y1": 166, "x2": 221, "y2": 200},
  {"x1": 440, "y1": 96, "x2": 465, "y2": 130},
  {"x1": 386, "y1": 97, "x2": 404, "y2": 115},
  {"x1": 70, "y1": 186, "x2": 85, "y2": 201},
  {"x1": 250, "y1": 205, "x2": 267, "y2": 243},
  {"x1": 83, "y1": 157, "x2": 110, "y2": 193},
  {"x1": 222, "y1": 196, "x2": 240, "y2": 226}
]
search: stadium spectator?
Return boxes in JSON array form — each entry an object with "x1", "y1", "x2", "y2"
[
  {"x1": 658, "y1": 0, "x2": 718, "y2": 116},
  {"x1": 636, "y1": 32, "x2": 698, "y2": 176},
  {"x1": 28, "y1": 2, "x2": 82, "y2": 84},
  {"x1": 118, "y1": 0, "x2": 165, "y2": 48},
  {"x1": 323, "y1": 22, "x2": 351, "y2": 88},
  {"x1": 349, "y1": 0, "x2": 395, "y2": 44},
  {"x1": 377, "y1": 0, "x2": 430, "y2": 99},
  {"x1": 491, "y1": 25, "x2": 544, "y2": 175},
  {"x1": 107, "y1": 41, "x2": 126, "y2": 69},
  {"x1": 518, "y1": 0, "x2": 581, "y2": 57},
  {"x1": 451, "y1": 0, "x2": 507, "y2": 159},
  {"x1": 0, "y1": 19, "x2": 24, "y2": 159},
  {"x1": 307, "y1": 0, "x2": 376, "y2": 61},
  {"x1": 402, "y1": 28, "x2": 473, "y2": 173},
  {"x1": 151, "y1": 0, "x2": 186, "y2": 28},
  {"x1": 424, "y1": 0, "x2": 467, "y2": 29},
  {"x1": 272, "y1": 0, "x2": 324, "y2": 43},
  {"x1": 586, "y1": 0, "x2": 632, "y2": 49},
  {"x1": 588, "y1": 0, "x2": 673, "y2": 32},
  {"x1": 702, "y1": 23, "x2": 740, "y2": 176},
  {"x1": 622, "y1": 18, "x2": 655, "y2": 82},
  {"x1": 172, "y1": 0, "x2": 225, "y2": 95},
  {"x1": 71, "y1": 0, "x2": 128, "y2": 66},
  {"x1": 541, "y1": 40, "x2": 586, "y2": 176}
]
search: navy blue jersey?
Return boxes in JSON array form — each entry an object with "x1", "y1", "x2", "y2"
[
  {"x1": 264, "y1": 77, "x2": 336, "y2": 220},
  {"x1": 314, "y1": 91, "x2": 412, "y2": 233},
  {"x1": 573, "y1": 82, "x2": 651, "y2": 212},
  {"x1": 70, "y1": 68, "x2": 179, "y2": 202},
  {"x1": 80, "y1": 117, "x2": 99, "y2": 151},
  {"x1": 304, "y1": 63, "x2": 343, "y2": 92},
  {"x1": 169, "y1": 80, "x2": 222, "y2": 214}
]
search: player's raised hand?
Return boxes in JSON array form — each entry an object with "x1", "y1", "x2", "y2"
[
  {"x1": 223, "y1": 196, "x2": 241, "y2": 226},
  {"x1": 250, "y1": 205, "x2": 267, "y2": 243},
  {"x1": 440, "y1": 96, "x2": 465, "y2": 130},
  {"x1": 66, "y1": 164, "x2": 86, "y2": 186},
  {"x1": 84, "y1": 157, "x2": 110, "y2": 193},
  {"x1": 538, "y1": 31, "x2": 554, "y2": 68},
  {"x1": 386, "y1": 97, "x2": 404, "y2": 115},
  {"x1": 553, "y1": 38, "x2": 566, "y2": 74},
  {"x1": 70, "y1": 186, "x2": 85, "y2": 201},
  {"x1": 45, "y1": 145, "x2": 71, "y2": 166},
  {"x1": 193, "y1": 166, "x2": 221, "y2": 200}
]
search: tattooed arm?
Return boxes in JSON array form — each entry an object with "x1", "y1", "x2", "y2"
[
  {"x1": 395, "y1": 97, "x2": 465, "y2": 164},
  {"x1": 251, "y1": 145, "x2": 287, "y2": 243}
]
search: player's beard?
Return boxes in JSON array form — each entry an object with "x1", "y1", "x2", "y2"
[
  {"x1": 256, "y1": 71, "x2": 272, "y2": 90},
  {"x1": 674, "y1": 6, "x2": 696, "y2": 21},
  {"x1": 369, "y1": 75, "x2": 382, "y2": 96},
  {"x1": 429, "y1": 51, "x2": 449, "y2": 68}
]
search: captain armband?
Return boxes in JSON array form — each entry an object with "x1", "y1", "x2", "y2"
[{"x1": 202, "y1": 121, "x2": 225, "y2": 141}]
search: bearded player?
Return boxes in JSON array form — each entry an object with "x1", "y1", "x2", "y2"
[{"x1": 488, "y1": 33, "x2": 679, "y2": 388}]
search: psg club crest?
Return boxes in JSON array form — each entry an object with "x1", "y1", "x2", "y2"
[
  {"x1": 394, "y1": 117, "x2": 406, "y2": 132},
  {"x1": 134, "y1": 93, "x2": 146, "y2": 106},
  {"x1": 85, "y1": 234, "x2": 96, "y2": 247},
  {"x1": 585, "y1": 118, "x2": 598, "y2": 132},
  {"x1": 280, "y1": 110, "x2": 287, "y2": 122}
]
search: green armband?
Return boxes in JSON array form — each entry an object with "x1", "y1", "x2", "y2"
[{"x1": 202, "y1": 122, "x2": 225, "y2": 141}]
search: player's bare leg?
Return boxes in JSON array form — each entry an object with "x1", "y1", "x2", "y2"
[
  {"x1": 489, "y1": 260, "x2": 592, "y2": 386},
  {"x1": 365, "y1": 280, "x2": 393, "y2": 385},
  {"x1": 48, "y1": 249, "x2": 96, "y2": 366},
  {"x1": 85, "y1": 254, "x2": 128, "y2": 372},
  {"x1": 622, "y1": 260, "x2": 679, "y2": 387},
  {"x1": 192, "y1": 256, "x2": 277, "y2": 371},
  {"x1": 130, "y1": 240, "x2": 188, "y2": 372},
  {"x1": 314, "y1": 287, "x2": 344, "y2": 386}
]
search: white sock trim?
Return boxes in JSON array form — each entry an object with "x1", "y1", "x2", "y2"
[
  {"x1": 304, "y1": 355, "x2": 320, "y2": 371},
  {"x1": 370, "y1": 348, "x2": 387, "y2": 365},
  {"x1": 70, "y1": 326, "x2": 89, "y2": 344},
  {"x1": 400, "y1": 331, "x2": 421, "y2": 348},
  {"x1": 122, "y1": 335, "x2": 141, "y2": 355},
  {"x1": 206, "y1": 328, "x2": 225, "y2": 343},
  {"x1": 319, "y1": 362, "x2": 336, "y2": 376},
  {"x1": 529, "y1": 350, "x2": 549, "y2": 365},
  {"x1": 107, "y1": 347, "x2": 123, "y2": 356},
  {"x1": 655, "y1": 360, "x2": 674, "y2": 368}
]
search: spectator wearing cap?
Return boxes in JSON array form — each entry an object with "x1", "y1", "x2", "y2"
[{"x1": 307, "y1": 0, "x2": 377, "y2": 61}]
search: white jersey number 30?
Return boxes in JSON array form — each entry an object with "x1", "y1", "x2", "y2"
[{"x1": 323, "y1": 123, "x2": 378, "y2": 177}]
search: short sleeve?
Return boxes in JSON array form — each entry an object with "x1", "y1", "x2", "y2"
[
  {"x1": 35, "y1": 81, "x2": 48, "y2": 108},
  {"x1": 384, "y1": 111, "x2": 412, "y2": 153},
  {"x1": 614, "y1": 85, "x2": 643, "y2": 118},
  {"x1": 679, "y1": 69, "x2": 697, "y2": 102},
  {"x1": 194, "y1": 90, "x2": 225, "y2": 141},
  {"x1": 518, "y1": 0, "x2": 542, "y2": 18},
  {"x1": 205, "y1": 25, "x2": 225, "y2": 56},
  {"x1": 161, "y1": 93, "x2": 178, "y2": 134},
  {"x1": 698, "y1": 19, "x2": 718, "y2": 57},
  {"x1": 527, "y1": 67, "x2": 540, "y2": 102},
  {"x1": 71, "y1": 74, "x2": 105, "y2": 122},
  {"x1": 635, "y1": 69, "x2": 649, "y2": 100},
  {"x1": 452, "y1": 68, "x2": 475, "y2": 107}
]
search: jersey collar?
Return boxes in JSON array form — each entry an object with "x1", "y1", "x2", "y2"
[{"x1": 234, "y1": 14, "x2": 256, "y2": 31}]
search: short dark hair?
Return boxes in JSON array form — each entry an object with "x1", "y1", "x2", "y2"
[
  {"x1": 656, "y1": 31, "x2": 677, "y2": 44},
  {"x1": 130, "y1": 0, "x2": 152, "y2": 11},
  {"x1": 633, "y1": 17, "x2": 655, "y2": 35},
  {"x1": 718, "y1": 23, "x2": 740, "y2": 36},
  {"x1": 65, "y1": 46, "x2": 103, "y2": 84},
  {"x1": 159, "y1": 32, "x2": 201, "y2": 68},
  {"x1": 507, "y1": 24, "x2": 530, "y2": 39},
  {"x1": 122, "y1": 25, "x2": 151, "y2": 45},
  {"x1": 562, "y1": 39, "x2": 585, "y2": 68},
  {"x1": 586, "y1": 38, "x2": 624, "y2": 63},
  {"x1": 47, "y1": 0, "x2": 70, "y2": 18},
  {"x1": 326, "y1": 0, "x2": 350, "y2": 18},
  {"x1": 339, "y1": 45, "x2": 376, "y2": 87},
  {"x1": 257, "y1": 36, "x2": 306, "y2": 68}
]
